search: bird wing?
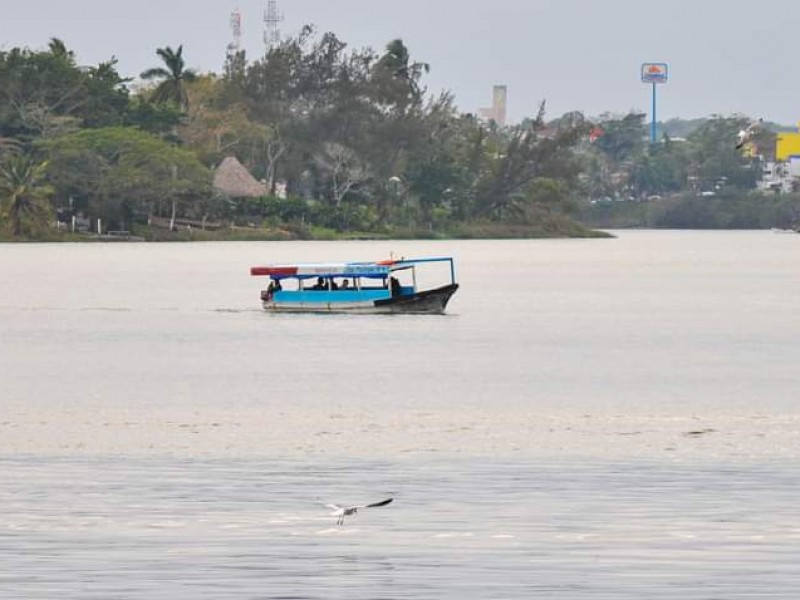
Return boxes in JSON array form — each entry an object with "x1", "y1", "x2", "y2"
[
  {"x1": 735, "y1": 130, "x2": 749, "y2": 149},
  {"x1": 325, "y1": 503, "x2": 342, "y2": 511},
  {"x1": 745, "y1": 119, "x2": 762, "y2": 134},
  {"x1": 364, "y1": 498, "x2": 394, "y2": 509}
]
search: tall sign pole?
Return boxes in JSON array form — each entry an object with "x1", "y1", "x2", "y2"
[
  {"x1": 641, "y1": 63, "x2": 668, "y2": 144},
  {"x1": 651, "y1": 81, "x2": 657, "y2": 143}
]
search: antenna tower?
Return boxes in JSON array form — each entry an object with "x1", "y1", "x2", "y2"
[
  {"x1": 227, "y1": 8, "x2": 242, "y2": 60},
  {"x1": 263, "y1": 1, "x2": 283, "y2": 52}
]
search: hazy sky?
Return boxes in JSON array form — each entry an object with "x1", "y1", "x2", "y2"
[{"x1": 2, "y1": 0, "x2": 799, "y2": 125}]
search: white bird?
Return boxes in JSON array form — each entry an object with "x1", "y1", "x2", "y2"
[
  {"x1": 325, "y1": 497, "x2": 393, "y2": 525},
  {"x1": 735, "y1": 118, "x2": 762, "y2": 150}
]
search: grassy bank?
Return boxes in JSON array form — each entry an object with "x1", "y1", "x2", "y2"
[{"x1": 2, "y1": 218, "x2": 611, "y2": 242}]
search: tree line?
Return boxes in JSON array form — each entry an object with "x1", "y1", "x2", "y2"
[{"x1": 0, "y1": 30, "x2": 785, "y2": 239}]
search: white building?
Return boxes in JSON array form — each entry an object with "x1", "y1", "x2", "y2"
[
  {"x1": 478, "y1": 85, "x2": 507, "y2": 126},
  {"x1": 758, "y1": 159, "x2": 800, "y2": 194}
]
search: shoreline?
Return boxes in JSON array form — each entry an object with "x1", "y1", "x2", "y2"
[{"x1": 0, "y1": 226, "x2": 614, "y2": 243}]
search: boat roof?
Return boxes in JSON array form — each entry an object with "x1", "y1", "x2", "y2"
[{"x1": 250, "y1": 256, "x2": 453, "y2": 279}]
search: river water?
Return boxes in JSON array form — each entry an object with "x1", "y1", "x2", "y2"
[{"x1": 1, "y1": 231, "x2": 798, "y2": 598}]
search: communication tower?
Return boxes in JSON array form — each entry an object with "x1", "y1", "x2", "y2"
[
  {"x1": 226, "y1": 8, "x2": 242, "y2": 61},
  {"x1": 263, "y1": 1, "x2": 284, "y2": 51}
]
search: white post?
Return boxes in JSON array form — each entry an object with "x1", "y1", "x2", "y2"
[
  {"x1": 71, "y1": 215, "x2": 76, "y2": 232},
  {"x1": 97, "y1": 218, "x2": 102, "y2": 234}
]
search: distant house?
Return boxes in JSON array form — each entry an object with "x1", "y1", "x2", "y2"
[{"x1": 213, "y1": 156, "x2": 268, "y2": 198}]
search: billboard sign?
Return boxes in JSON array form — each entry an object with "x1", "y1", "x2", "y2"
[{"x1": 641, "y1": 63, "x2": 668, "y2": 84}]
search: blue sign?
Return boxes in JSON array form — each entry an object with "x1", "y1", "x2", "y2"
[{"x1": 641, "y1": 63, "x2": 668, "y2": 84}]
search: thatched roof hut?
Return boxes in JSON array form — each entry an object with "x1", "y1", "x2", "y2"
[{"x1": 213, "y1": 156, "x2": 268, "y2": 198}]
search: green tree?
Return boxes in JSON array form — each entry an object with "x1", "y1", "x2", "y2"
[
  {"x1": 687, "y1": 115, "x2": 760, "y2": 191},
  {"x1": 140, "y1": 45, "x2": 198, "y2": 111},
  {"x1": 471, "y1": 105, "x2": 589, "y2": 221},
  {"x1": 404, "y1": 97, "x2": 464, "y2": 226},
  {"x1": 124, "y1": 96, "x2": 183, "y2": 138},
  {"x1": 239, "y1": 28, "x2": 375, "y2": 195},
  {"x1": 0, "y1": 39, "x2": 129, "y2": 139},
  {"x1": 181, "y1": 76, "x2": 257, "y2": 165},
  {"x1": 80, "y1": 59, "x2": 131, "y2": 128},
  {"x1": 371, "y1": 39, "x2": 429, "y2": 114},
  {"x1": 525, "y1": 177, "x2": 568, "y2": 218},
  {"x1": 593, "y1": 112, "x2": 647, "y2": 164},
  {"x1": 43, "y1": 127, "x2": 209, "y2": 229},
  {"x1": 0, "y1": 154, "x2": 53, "y2": 236},
  {"x1": 586, "y1": 112, "x2": 647, "y2": 199},
  {"x1": 637, "y1": 136, "x2": 691, "y2": 196}
]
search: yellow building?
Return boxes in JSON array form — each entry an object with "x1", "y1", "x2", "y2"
[{"x1": 776, "y1": 124, "x2": 800, "y2": 161}]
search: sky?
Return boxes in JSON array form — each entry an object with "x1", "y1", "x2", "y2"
[{"x1": 2, "y1": 0, "x2": 799, "y2": 125}]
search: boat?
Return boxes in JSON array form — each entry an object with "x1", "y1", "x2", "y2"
[{"x1": 250, "y1": 256, "x2": 459, "y2": 314}]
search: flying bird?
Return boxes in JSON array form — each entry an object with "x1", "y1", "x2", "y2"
[
  {"x1": 735, "y1": 118, "x2": 762, "y2": 150},
  {"x1": 325, "y1": 497, "x2": 394, "y2": 525}
]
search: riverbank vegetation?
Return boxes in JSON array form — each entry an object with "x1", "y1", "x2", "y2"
[
  {"x1": 0, "y1": 32, "x2": 791, "y2": 241},
  {"x1": 579, "y1": 192, "x2": 800, "y2": 230}
]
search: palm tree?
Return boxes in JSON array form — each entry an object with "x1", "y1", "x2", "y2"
[
  {"x1": 0, "y1": 155, "x2": 53, "y2": 237},
  {"x1": 140, "y1": 45, "x2": 198, "y2": 111},
  {"x1": 375, "y1": 39, "x2": 430, "y2": 106},
  {"x1": 48, "y1": 37, "x2": 75, "y2": 62}
]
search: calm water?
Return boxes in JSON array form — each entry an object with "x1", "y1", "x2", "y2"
[{"x1": 1, "y1": 231, "x2": 799, "y2": 598}]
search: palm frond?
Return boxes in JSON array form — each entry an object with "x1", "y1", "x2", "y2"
[{"x1": 140, "y1": 67, "x2": 171, "y2": 80}]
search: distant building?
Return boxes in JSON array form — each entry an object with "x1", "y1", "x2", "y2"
[
  {"x1": 759, "y1": 159, "x2": 800, "y2": 194},
  {"x1": 213, "y1": 156, "x2": 268, "y2": 198},
  {"x1": 479, "y1": 85, "x2": 507, "y2": 126},
  {"x1": 776, "y1": 128, "x2": 800, "y2": 162},
  {"x1": 758, "y1": 122, "x2": 800, "y2": 193}
]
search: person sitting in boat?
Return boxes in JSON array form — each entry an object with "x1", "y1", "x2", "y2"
[
  {"x1": 312, "y1": 277, "x2": 326, "y2": 290},
  {"x1": 329, "y1": 279, "x2": 339, "y2": 290},
  {"x1": 340, "y1": 279, "x2": 350, "y2": 290},
  {"x1": 390, "y1": 276, "x2": 402, "y2": 298},
  {"x1": 265, "y1": 279, "x2": 282, "y2": 301}
]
